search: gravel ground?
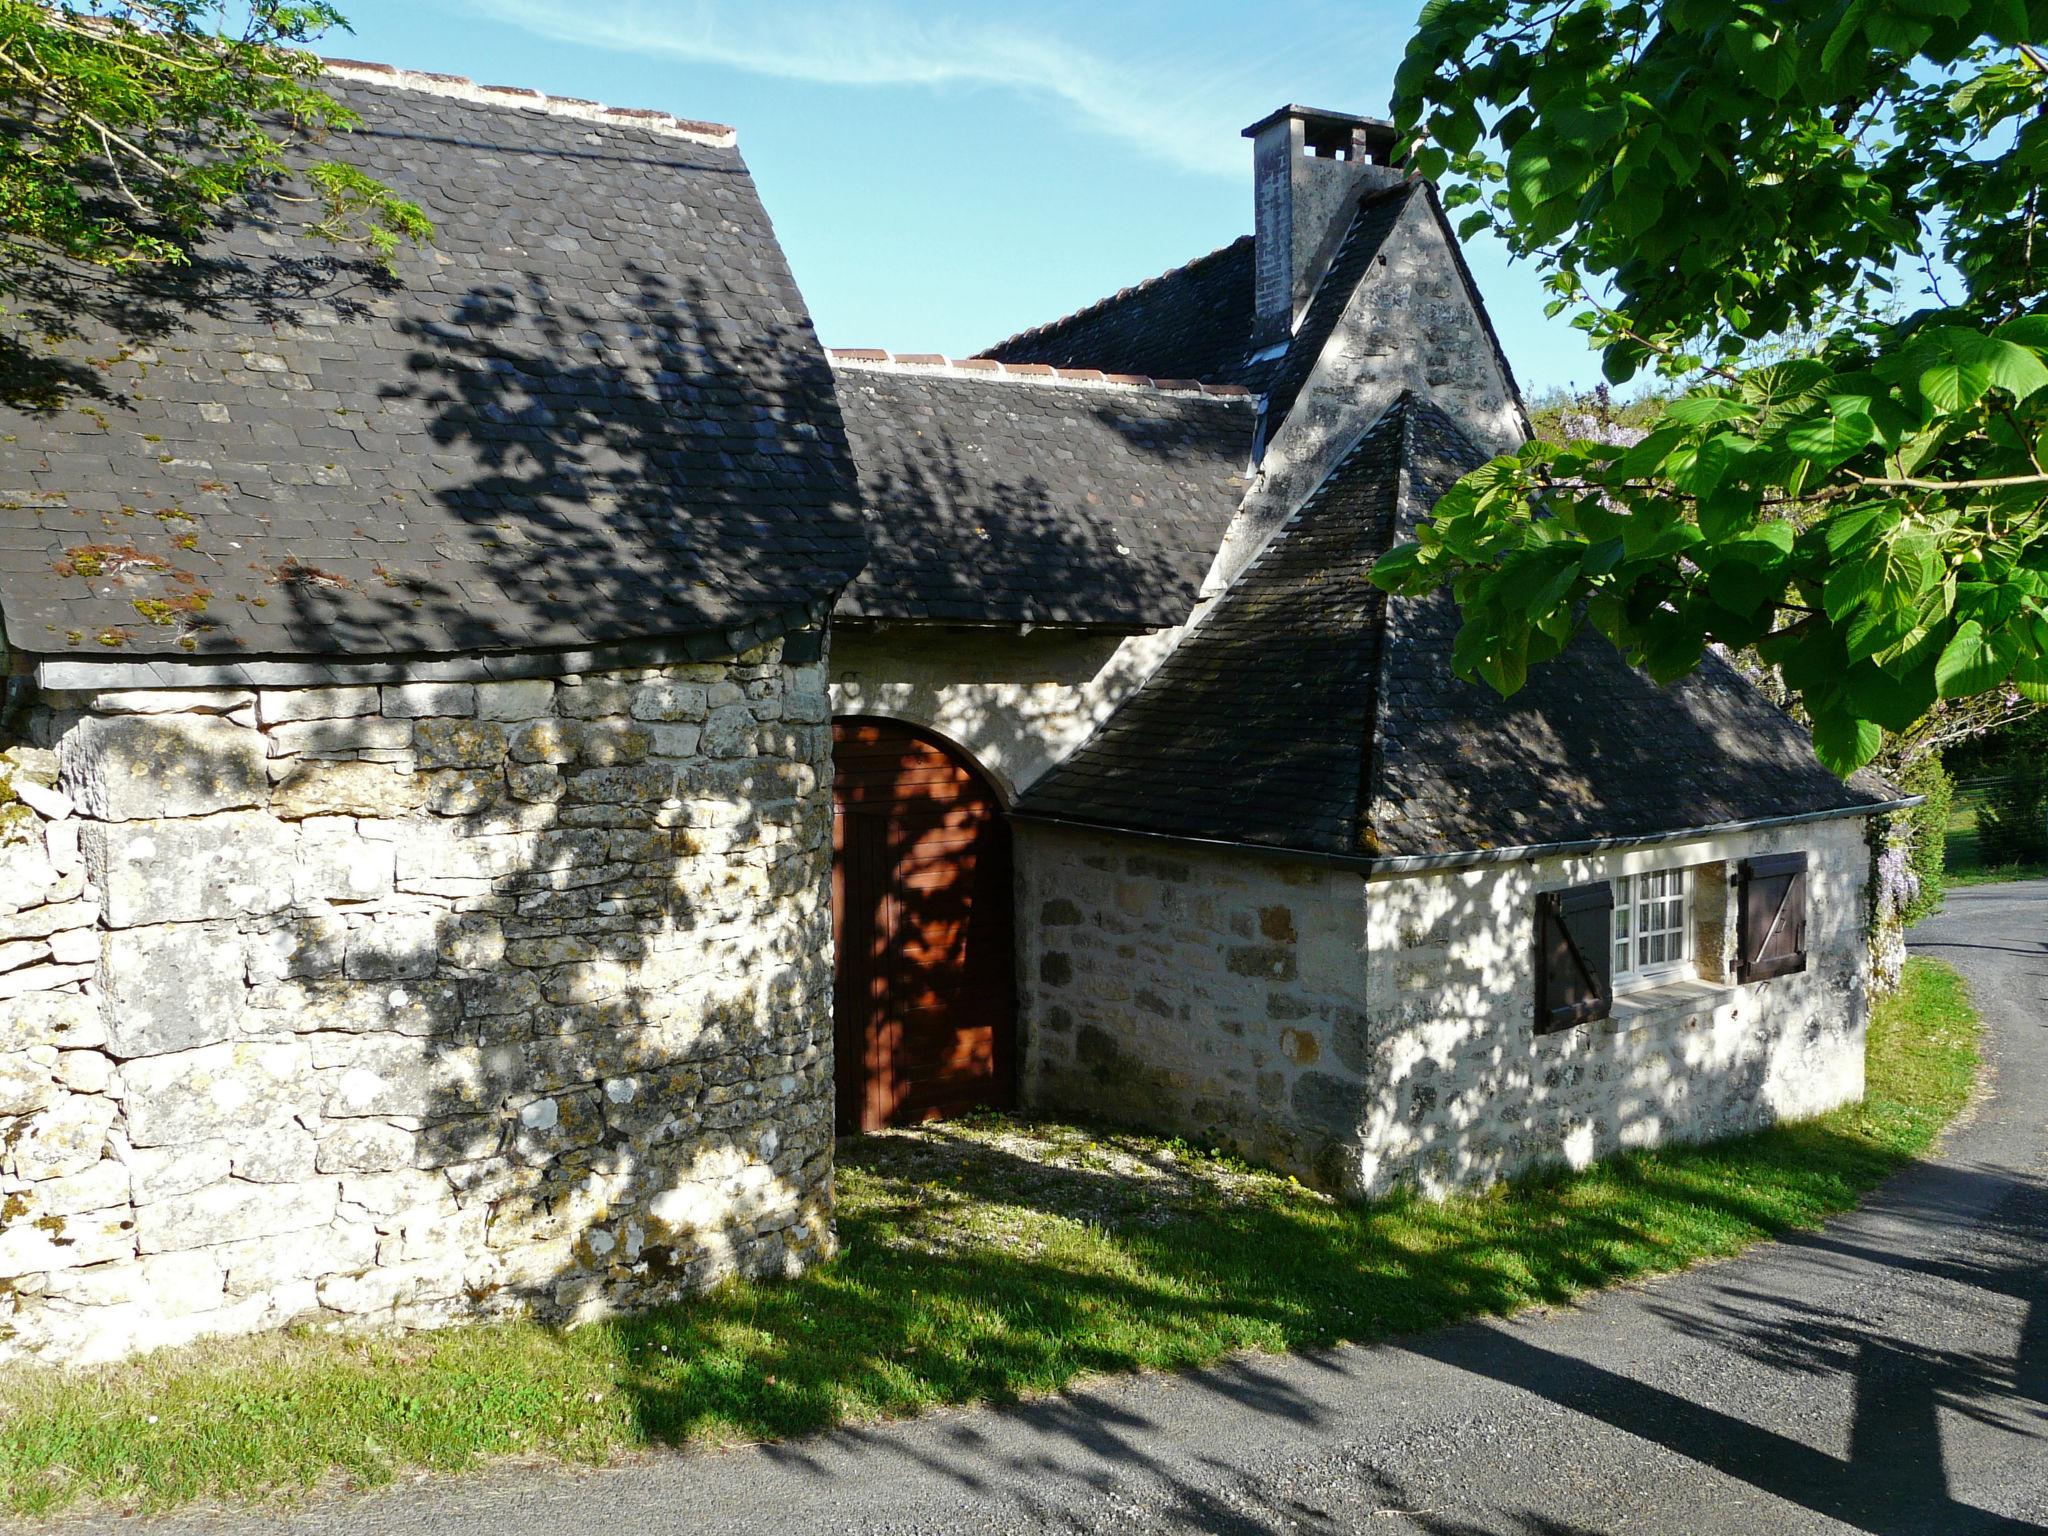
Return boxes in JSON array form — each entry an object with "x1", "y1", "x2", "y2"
[{"x1": 116, "y1": 884, "x2": 2048, "y2": 1535}]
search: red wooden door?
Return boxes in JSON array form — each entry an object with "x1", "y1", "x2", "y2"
[{"x1": 832, "y1": 718, "x2": 1016, "y2": 1132}]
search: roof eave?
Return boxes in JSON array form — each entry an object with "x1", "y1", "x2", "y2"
[{"x1": 1008, "y1": 797, "x2": 1917, "y2": 878}]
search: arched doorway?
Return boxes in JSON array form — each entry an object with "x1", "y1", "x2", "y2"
[{"x1": 831, "y1": 717, "x2": 1016, "y2": 1132}]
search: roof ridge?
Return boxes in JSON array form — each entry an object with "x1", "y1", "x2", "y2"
[
  {"x1": 827, "y1": 349, "x2": 1253, "y2": 401},
  {"x1": 321, "y1": 58, "x2": 737, "y2": 147},
  {"x1": 974, "y1": 235, "x2": 1255, "y2": 360}
]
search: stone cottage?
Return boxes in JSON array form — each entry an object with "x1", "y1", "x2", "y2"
[{"x1": 0, "y1": 72, "x2": 1903, "y2": 1363}]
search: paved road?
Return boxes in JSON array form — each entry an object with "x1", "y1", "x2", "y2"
[{"x1": 134, "y1": 884, "x2": 2048, "y2": 1535}]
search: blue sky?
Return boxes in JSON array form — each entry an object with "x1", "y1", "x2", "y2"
[{"x1": 325, "y1": 0, "x2": 1595, "y2": 395}]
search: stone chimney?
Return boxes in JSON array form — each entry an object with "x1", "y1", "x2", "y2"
[{"x1": 1243, "y1": 105, "x2": 1403, "y2": 348}]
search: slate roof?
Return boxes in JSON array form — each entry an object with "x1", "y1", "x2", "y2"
[
  {"x1": 977, "y1": 238, "x2": 1272, "y2": 390},
  {"x1": 0, "y1": 69, "x2": 863, "y2": 664},
  {"x1": 832, "y1": 363, "x2": 1254, "y2": 627},
  {"x1": 1015, "y1": 394, "x2": 1892, "y2": 860}
]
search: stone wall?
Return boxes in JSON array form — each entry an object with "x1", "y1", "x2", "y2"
[
  {"x1": 1017, "y1": 816, "x2": 1873, "y2": 1200},
  {"x1": 828, "y1": 624, "x2": 1178, "y2": 799},
  {"x1": 1358, "y1": 817, "x2": 1871, "y2": 1199},
  {"x1": 1015, "y1": 824, "x2": 1374, "y2": 1188},
  {"x1": 0, "y1": 642, "x2": 835, "y2": 1363}
]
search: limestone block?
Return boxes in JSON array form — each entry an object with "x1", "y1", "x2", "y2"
[
  {"x1": 123, "y1": 1140, "x2": 231, "y2": 1202},
  {"x1": 382, "y1": 682, "x2": 477, "y2": 719},
  {"x1": 214, "y1": 1221, "x2": 372, "y2": 1297},
  {"x1": 577, "y1": 722, "x2": 652, "y2": 767},
  {"x1": 0, "y1": 939, "x2": 48, "y2": 974},
  {"x1": 630, "y1": 681, "x2": 709, "y2": 723},
  {"x1": 229, "y1": 1123, "x2": 319, "y2": 1183},
  {"x1": 30, "y1": 1157, "x2": 131, "y2": 1217},
  {"x1": 59, "y1": 714, "x2": 266, "y2": 821},
  {"x1": 394, "y1": 831, "x2": 537, "y2": 886},
  {"x1": 257, "y1": 686, "x2": 379, "y2": 725},
  {"x1": 0, "y1": 840, "x2": 59, "y2": 912},
  {"x1": 119, "y1": 1039, "x2": 310, "y2": 1146},
  {"x1": 508, "y1": 720, "x2": 579, "y2": 765},
  {"x1": 267, "y1": 717, "x2": 413, "y2": 759},
  {"x1": 45, "y1": 816, "x2": 80, "y2": 874},
  {"x1": 101, "y1": 925, "x2": 248, "y2": 1058},
  {"x1": 44, "y1": 1246, "x2": 219, "y2": 1316},
  {"x1": 0, "y1": 991, "x2": 106, "y2": 1055},
  {"x1": 0, "y1": 1193, "x2": 135, "y2": 1275},
  {"x1": 258, "y1": 978, "x2": 464, "y2": 1037},
  {"x1": 556, "y1": 680, "x2": 636, "y2": 720},
  {"x1": 11, "y1": 1093, "x2": 117, "y2": 1180},
  {"x1": 645, "y1": 724, "x2": 703, "y2": 759},
  {"x1": 54, "y1": 1049, "x2": 112, "y2": 1095},
  {"x1": 0, "y1": 1047, "x2": 58, "y2": 1115},
  {"x1": 472, "y1": 679, "x2": 555, "y2": 720},
  {"x1": 294, "y1": 832, "x2": 396, "y2": 905},
  {"x1": 506, "y1": 763, "x2": 563, "y2": 803},
  {"x1": 244, "y1": 914, "x2": 348, "y2": 984},
  {"x1": 13, "y1": 780, "x2": 73, "y2": 821},
  {"x1": 0, "y1": 897, "x2": 97, "y2": 945},
  {"x1": 271, "y1": 760, "x2": 427, "y2": 819},
  {"x1": 316, "y1": 1036, "x2": 524, "y2": 1118},
  {"x1": 699, "y1": 705, "x2": 756, "y2": 759},
  {"x1": 47, "y1": 927, "x2": 96, "y2": 967},
  {"x1": 436, "y1": 913, "x2": 503, "y2": 974},
  {"x1": 344, "y1": 913, "x2": 441, "y2": 981},
  {"x1": 317, "y1": 1259, "x2": 456, "y2": 1316},
  {"x1": 507, "y1": 1087, "x2": 605, "y2": 1164},
  {"x1": 0, "y1": 962, "x2": 93, "y2": 1004},
  {"x1": 91, "y1": 689, "x2": 254, "y2": 716},
  {"x1": 135, "y1": 1177, "x2": 338, "y2": 1255},
  {"x1": 339, "y1": 1168, "x2": 459, "y2": 1219},
  {"x1": 317, "y1": 1119, "x2": 417, "y2": 1174},
  {"x1": 414, "y1": 719, "x2": 506, "y2": 771},
  {"x1": 88, "y1": 810, "x2": 296, "y2": 926},
  {"x1": 422, "y1": 769, "x2": 504, "y2": 816}
]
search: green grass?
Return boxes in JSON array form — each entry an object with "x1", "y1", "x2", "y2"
[
  {"x1": 0, "y1": 959, "x2": 1981, "y2": 1517},
  {"x1": 1943, "y1": 798, "x2": 2048, "y2": 887}
]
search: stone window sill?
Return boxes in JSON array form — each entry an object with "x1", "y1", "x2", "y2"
[{"x1": 1601, "y1": 975, "x2": 1738, "y2": 1035}]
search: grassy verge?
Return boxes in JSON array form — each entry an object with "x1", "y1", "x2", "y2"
[{"x1": 0, "y1": 959, "x2": 1981, "y2": 1517}]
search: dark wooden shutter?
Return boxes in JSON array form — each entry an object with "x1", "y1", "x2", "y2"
[
  {"x1": 1735, "y1": 851, "x2": 1808, "y2": 983},
  {"x1": 1536, "y1": 881, "x2": 1613, "y2": 1033}
]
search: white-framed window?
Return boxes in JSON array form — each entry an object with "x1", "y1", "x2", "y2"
[{"x1": 1611, "y1": 866, "x2": 1694, "y2": 990}]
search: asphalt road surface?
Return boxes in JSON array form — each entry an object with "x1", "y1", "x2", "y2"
[{"x1": 129, "y1": 882, "x2": 2048, "y2": 1535}]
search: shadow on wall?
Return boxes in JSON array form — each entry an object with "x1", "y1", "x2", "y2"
[
  {"x1": 1355, "y1": 833, "x2": 1868, "y2": 1199},
  {"x1": 20, "y1": 659, "x2": 838, "y2": 1346}
]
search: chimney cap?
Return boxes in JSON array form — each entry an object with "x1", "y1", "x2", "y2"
[{"x1": 1241, "y1": 104, "x2": 1398, "y2": 156}]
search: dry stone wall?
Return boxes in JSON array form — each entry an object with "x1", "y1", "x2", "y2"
[
  {"x1": 1018, "y1": 817, "x2": 1873, "y2": 1201},
  {"x1": 0, "y1": 642, "x2": 835, "y2": 1363},
  {"x1": 1016, "y1": 825, "x2": 1374, "y2": 1189}
]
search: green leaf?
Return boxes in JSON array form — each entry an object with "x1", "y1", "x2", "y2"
[
  {"x1": 1933, "y1": 619, "x2": 2019, "y2": 698},
  {"x1": 1810, "y1": 710, "x2": 1884, "y2": 777},
  {"x1": 1664, "y1": 394, "x2": 1756, "y2": 428},
  {"x1": 1784, "y1": 410, "x2": 1877, "y2": 464}
]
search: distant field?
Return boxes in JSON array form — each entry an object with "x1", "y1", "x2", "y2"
[{"x1": 1945, "y1": 784, "x2": 2048, "y2": 888}]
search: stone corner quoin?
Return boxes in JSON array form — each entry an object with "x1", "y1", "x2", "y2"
[{"x1": 0, "y1": 640, "x2": 836, "y2": 1365}]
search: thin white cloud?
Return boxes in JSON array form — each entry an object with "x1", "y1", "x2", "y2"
[{"x1": 457, "y1": 0, "x2": 1359, "y2": 176}]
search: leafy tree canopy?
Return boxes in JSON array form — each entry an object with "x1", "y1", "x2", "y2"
[
  {"x1": 0, "y1": 0, "x2": 428, "y2": 289},
  {"x1": 1374, "y1": 0, "x2": 2048, "y2": 774}
]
